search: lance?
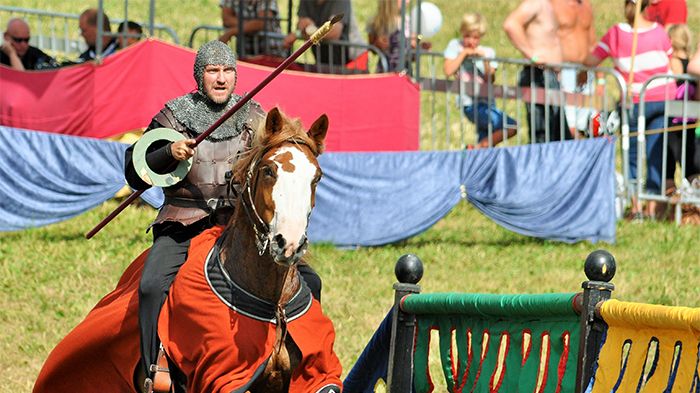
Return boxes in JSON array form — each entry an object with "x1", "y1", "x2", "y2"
[{"x1": 86, "y1": 14, "x2": 343, "y2": 239}]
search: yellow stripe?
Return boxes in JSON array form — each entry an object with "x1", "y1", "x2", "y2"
[{"x1": 600, "y1": 300, "x2": 700, "y2": 332}]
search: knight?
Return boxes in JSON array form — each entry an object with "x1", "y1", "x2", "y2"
[{"x1": 123, "y1": 40, "x2": 323, "y2": 390}]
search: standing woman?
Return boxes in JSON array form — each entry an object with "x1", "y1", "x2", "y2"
[{"x1": 584, "y1": 0, "x2": 676, "y2": 219}]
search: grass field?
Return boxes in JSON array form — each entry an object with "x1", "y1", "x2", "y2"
[
  {"x1": 2, "y1": 0, "x2": 700, "y2": 391},
  {"x1": 2, "y1": 201, "x2": 698, "y2": 391}
]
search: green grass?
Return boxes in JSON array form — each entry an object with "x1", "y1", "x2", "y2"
[
  {"x1": 1, "y1": 201, "x2": 698, "y2": 391},
  {"x1": 2, "y1": 1, "x2": 700, "y2": 391}
]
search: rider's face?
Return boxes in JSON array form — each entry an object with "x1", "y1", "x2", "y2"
[{"x1": 202, "y1": 64, "x2": 236, "y2": 104}]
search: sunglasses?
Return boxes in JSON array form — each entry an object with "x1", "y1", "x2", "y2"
[{"x1": 10, "y1": 36, "x2": 30, "y2": 43}]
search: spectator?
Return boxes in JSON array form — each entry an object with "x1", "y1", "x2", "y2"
[
  {"x1": 78, "y1": 8, "x2": 118, "y2": 62},
  {"x1": 282, "y1": 0, "x2": 352, "y2": 68},
  {"x1": 644, "y1": 0, "x2": 686, "y2": 26},
  {"x1": 365, "y1": 0, "x2": 400, "y2": 72},
  {"x1": 665, "y1": 24, "x2": 698, "y2": 202},
  {"x1": 584, "y1": 0, "x2": 677, "y2": 219},
  {"x1": 554, "y1": 0, "x2": 598, "y2": 137},
  {"x1": 688, "y1": 39, "x2": 700, "y2": 76},
  {"x1": 443, "y1": 13, "x2": 516, "y2": 148},
  {"x1": 689, "y1": 38, "x2": 700, "y2": 182},
  {"x1": 1, "y1": 18, "x2": 57, "y2": 70},
  {"x1": 218, "y1": 0, "x2": 283, "y2": 57},
  {"x1": 116, "y1": 20, "x2": 142, "y2": 49},
  {"x1": 504, "y1": 0, "x2": 572, "y2": 143}
]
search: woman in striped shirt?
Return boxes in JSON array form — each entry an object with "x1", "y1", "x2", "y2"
[{"x1": 584, "y1": 0, "x2": 676, "y2": 218}]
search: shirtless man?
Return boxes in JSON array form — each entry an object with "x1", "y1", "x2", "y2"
[
  {"x1": 554, "y1": 0, "x2": 595, "y2": 64},
  {"x1": 504, "y1": 0, "x2": 571, "y2": 142},
  {"x1": 553, "y1": 0, "x2": 598, "y2": 136}
]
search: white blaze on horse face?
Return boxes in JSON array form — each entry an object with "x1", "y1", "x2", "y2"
[{"x1": 268, "y1": 145, "x2": 317, "y2": 261}]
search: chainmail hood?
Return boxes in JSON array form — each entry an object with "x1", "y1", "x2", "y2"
[
  {"x1": 166, "y1": 40, "x2": 247, "y2": 141},
  {"x1": 194, "y1": 40, "x2": 237, "y2": 95}
]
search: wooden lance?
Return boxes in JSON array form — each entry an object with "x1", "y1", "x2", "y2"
[{"x1": 86, "y1": 14, "x2": 344, "y2": 239}]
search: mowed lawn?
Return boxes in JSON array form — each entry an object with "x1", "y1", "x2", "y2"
[
  {"x1": 2, "y1": 0, "x2": 700, "y2": 391},
  {"x1": 1, "y1": 201, "x2": 698, "y2": 391}
]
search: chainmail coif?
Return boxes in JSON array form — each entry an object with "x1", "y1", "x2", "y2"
[{"x1": 166, "y1": 40, "x2": 254, "y2": 141}]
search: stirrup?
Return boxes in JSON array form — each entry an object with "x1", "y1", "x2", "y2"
[{"x1": 144, "y1": 346, "x2": 172, "y2": 393}]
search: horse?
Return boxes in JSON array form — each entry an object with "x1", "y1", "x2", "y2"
[{"x1": 33, "y1": 108, "x2": 342, "y2": 393}]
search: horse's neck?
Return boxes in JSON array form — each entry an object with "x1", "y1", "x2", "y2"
[{"x1": 220, "y1": 208, "x2": 300, "y2": 304}]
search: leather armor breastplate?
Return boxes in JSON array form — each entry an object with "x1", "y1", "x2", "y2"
[{"x1": 152, "y1": 107, "x2": 255, "y2": 227}]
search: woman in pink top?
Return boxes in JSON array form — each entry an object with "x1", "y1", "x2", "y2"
[{"x1": 584, "y1": 0, "x2": 676, "y2": 218}]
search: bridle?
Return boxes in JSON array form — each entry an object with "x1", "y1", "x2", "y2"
[{"x1": 231, "y1": 138, "x2": 317, "y2": 260}]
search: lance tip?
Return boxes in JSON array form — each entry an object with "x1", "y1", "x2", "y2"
[{"x1": 330, "y1": 14, "x2": 344, "y2": 24}]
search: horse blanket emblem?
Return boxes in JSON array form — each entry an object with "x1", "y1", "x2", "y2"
[
  {"x1": 33, "y1": 227, "x2": 342, "y2": 393},
  {"x1": 159, "y1": 227, "x2": 343, "y2": 392}
]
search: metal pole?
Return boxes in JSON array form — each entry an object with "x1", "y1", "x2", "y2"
[
  {"x1": 387, "y1": 254, "x2": 423, "y2": 392},
  {"x1": 414, "y1": 0, "x2": 423, "y2": 79},
  {"x1": 575, "y1": 250, "x2": 616, "y2": 393},
  {"x1": 149, "y1": 0, "x2": 155, "y2": 36},
  {"x1": 122, "y1": 0, "x2": 128, "y2": 48},
  {"x1": 96, "y1": 0, "x2": 104, "y2": 62},
  {"x1": 398, "y1": 0, "x2": 407, "y2": 73},
  {"x1": 237, "y1": 0, "x2": 244, "y2": 57}
]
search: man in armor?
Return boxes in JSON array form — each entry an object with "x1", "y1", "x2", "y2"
[{"x1": 124, "y1": 40, "x2": 322, "y2": 385}]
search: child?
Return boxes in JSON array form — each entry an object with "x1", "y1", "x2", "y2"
[
  {"x1": 664, "y1": 24, "x2": 698, "y2": 204},
  {"x1": 443, "y1": 12, "x2": 516, "y2": 148}
]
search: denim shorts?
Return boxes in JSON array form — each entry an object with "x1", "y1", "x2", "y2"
[{"x1": 464, "y1": 102, "x2": 517, "y2": 142}]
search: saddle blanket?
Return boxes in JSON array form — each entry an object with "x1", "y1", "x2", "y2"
[{"x1": 33, "y1": 226, "x2": 342, "y2": 392}]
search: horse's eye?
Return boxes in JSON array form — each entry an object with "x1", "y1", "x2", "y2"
[{"x1": 262, "y1": 166, "x2": 276, "y2": 179}]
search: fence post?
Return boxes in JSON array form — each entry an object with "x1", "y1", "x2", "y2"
[
  {"x1": 387, "y1": 254, "x2": 423, "y2": 393},
  {"x1": 576, "y1": 249, "x2": 616, "y2": 393}
]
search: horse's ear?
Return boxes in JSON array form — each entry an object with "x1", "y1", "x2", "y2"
[
  {"x1": 265, "y1": 107, "x2": 284, "y2": 135},
  {"x1": 308, "y1": 114, "x2": 328, "y2": 151}
]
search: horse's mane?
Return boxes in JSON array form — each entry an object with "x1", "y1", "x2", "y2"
[{"x1": 232, "y1": 110, "x2": 322, "y2": 185}]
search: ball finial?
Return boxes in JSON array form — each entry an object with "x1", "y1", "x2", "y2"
[
  {"x1": 584, "y1": 249, "x2": 616, "y2": 282},
  {"x1": 395, "y1": 254, "x2": 423, "y2": 284}
]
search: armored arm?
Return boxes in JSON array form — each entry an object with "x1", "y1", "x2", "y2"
[{"x1": 124, "y1": 108, "x2": 185, "y2": 190}]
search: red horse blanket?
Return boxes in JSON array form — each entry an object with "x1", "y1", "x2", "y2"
[{"x1": 34, "y1": 226, "x2": 342, "y2": 392}]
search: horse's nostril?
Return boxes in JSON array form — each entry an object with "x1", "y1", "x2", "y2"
[{"x1": 274, "y1": 234, "x2": 285, "y2": 249}]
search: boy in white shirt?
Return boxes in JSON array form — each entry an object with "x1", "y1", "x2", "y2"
[{"x1": 444, "y1": 13, "x2": 516, "y2": 148}]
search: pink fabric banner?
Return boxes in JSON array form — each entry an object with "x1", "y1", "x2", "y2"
[{"x1": 0, "y1": 39, "x2": 419, "y2": 151}]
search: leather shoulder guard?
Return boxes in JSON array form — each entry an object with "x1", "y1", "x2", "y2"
[{"x1": 153, "y1": 107, "x2": 187, "y2": 134}]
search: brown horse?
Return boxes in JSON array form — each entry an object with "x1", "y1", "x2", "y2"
[{"x1": 33, "y1": 108, "x2": 342, "y2": 393}]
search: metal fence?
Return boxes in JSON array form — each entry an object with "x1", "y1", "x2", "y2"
[
  {"x1": 188, "y1": 25, "x2": 389, "y2": 75},
  {"x1": 0, "y1": 5, "x2": 178, "y2": 59},
  {"x1": 415, "y1": 51, "x2": 627, "y2": 148},
  {"x1": 414, "y1": 50, "x2": 700, "y2": 223},
  {"x1": 635, "y1": 74, "x2": 700, "y2": 224}
]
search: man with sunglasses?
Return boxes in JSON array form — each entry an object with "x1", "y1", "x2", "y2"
[{"x1": 1, "y1": 18, "x2": 56, "y2": 71}]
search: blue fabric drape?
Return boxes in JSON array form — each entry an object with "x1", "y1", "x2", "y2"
[
  {"x1": 0, "y1": 127, "x2": 615, "y2": 244},
  {"x1": 0, "y1": 127, "x2": 162, "y2": 231},
  {"x1": 343, "y1": 309, "x2": 393, "y2": 393},
  {"x1": 310, "y1": 138, "x2": 616, "y2": 245}
]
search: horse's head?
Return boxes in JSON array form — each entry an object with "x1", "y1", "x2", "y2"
[{"x1": 234, "y1": 107, "x2": 328, "y2": 266}]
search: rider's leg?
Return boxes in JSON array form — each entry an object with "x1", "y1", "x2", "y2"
[
  {"x1": 298, "y1": 263, "x2": 322, "y2": 302},
  {"x1": 138, "y1": 223, "x2": 193, "y2": 377}
]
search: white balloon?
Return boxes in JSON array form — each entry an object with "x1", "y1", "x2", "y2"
[{"x1": 410, "y1": 2, "x2": 443, "y2": 39}]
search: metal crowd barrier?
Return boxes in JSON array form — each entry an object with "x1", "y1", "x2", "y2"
[
  {"x1": 0, "y1": 5, "x2": 179, "y2": 59},
  {"x1": 636, "y1": 74, "x2": 700, "y2": 224},
  {"x1": 414, "y1": 52, "x2": 635, "y2": 217},
  {"x1": 188, "y1": 24, "x2": 389, "y2": 75},
  {"x1": 415, "y1": 51, "x2": 628, "y2": 149}
]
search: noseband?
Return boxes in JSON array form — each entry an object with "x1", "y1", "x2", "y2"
[{"x1": 232, "y1": 139, "x2": 315, "y2": 260}]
